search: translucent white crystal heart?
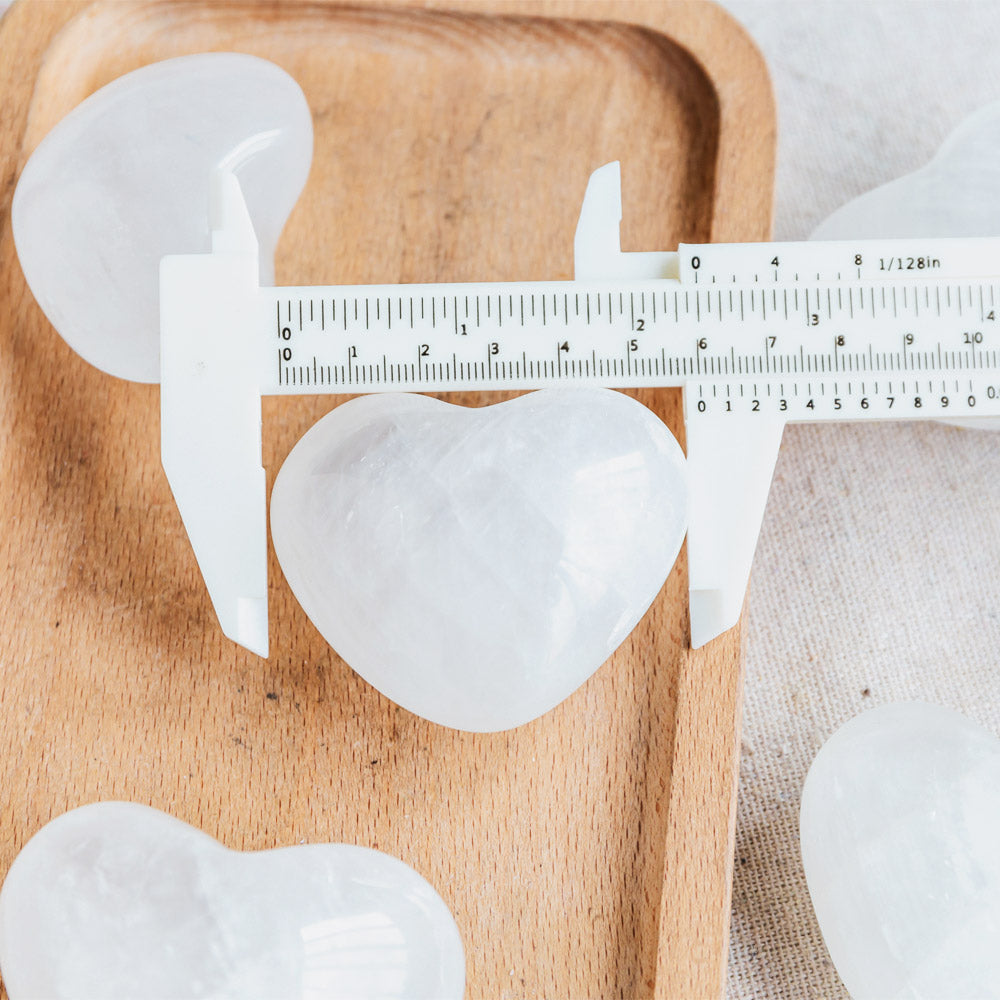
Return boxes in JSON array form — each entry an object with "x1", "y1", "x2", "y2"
[
  {"x1": 12, "y1": 53, "x2": 312, "y2": 383},
  {"x1": 812, "y1": 103, "x2": 1000, "y2": 431},
  {"x1": 270, "y1": 388, "x2": 687, "y2": 732},
  {"x1": 0, "y1": 802, "x2": 464, "y2": 1000},
  {"x1": 812, "y1": 102, "x2": 1000, "y2": 242},
  {"x1": 800, "y1": 702, "x2": 1000, "y2": 999}
]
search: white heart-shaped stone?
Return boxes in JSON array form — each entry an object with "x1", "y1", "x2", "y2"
[
  {"x1": 801, "y1": 702, "x2": 1000, "y2": 999},
  {"x1": 270, "y1": 388, "x2": 687, "y2": 732},
  {"x1": 812, "y1": 103, "x2": 1000, "y2": 431},
  {"x1": 12, "y1": 53, "x2": 312, "y2": 383},
  {"x1": 0, "y1": 802, "x2": 464, "y2": 1000},
  {"x1": 812, "y1": 101, "x2": 1000, "y2": 241}
]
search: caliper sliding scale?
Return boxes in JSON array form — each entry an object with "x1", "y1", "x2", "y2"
[{"x1": 161, "y1": 163, "x2": 1000, "y2": 657}]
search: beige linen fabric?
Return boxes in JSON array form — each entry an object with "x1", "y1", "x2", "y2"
[
  {"x1": 719, "y1": 3, "x2": 1000, "y2": 997},
  {"x1": 2, "y1": 1, "x2": 996, "y2": 995}
]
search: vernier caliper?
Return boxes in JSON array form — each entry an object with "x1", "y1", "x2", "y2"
[{"x1": 161, "y1": 163, "x2": 1000, "y2": 656}]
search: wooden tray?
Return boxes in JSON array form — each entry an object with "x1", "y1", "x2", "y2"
[{"x1": 0, "y1": 2, "x2": 773, "y2": 997}]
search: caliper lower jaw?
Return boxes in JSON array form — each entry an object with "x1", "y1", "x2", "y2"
[
  {"x1": 684, "y1": 397, "x2": 785, "y2": 648},
  {"x1": 160, "y1": 171, "x2": 269, "y2": 657},
  {"x1": 574, "y1": 161, "x2": 784, "y2": 648}
]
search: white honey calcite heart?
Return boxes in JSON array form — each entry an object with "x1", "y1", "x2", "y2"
[
  {"x1": 801, "y1": 702, "x2": 1000, "y2": 1000},
  {"x1": 812, "y1": 102, "x2": 1000, "y2": 430},
  {"x1": 12, "y1": 53, "x2": 312, "y2": 383},
  {"x1": 812, "y1": 101, "x2": 1000, "y2": 242},
  {"x1": 0, "y1": 802, "x2": 465, "y2": 1000},
  {"x1": 270, "y1": 388, "x2": 687, "y2": 732}
]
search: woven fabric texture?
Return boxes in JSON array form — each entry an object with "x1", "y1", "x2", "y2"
[{"x1": 720, "y1": 3, "x2": 1000, "y2": 997}]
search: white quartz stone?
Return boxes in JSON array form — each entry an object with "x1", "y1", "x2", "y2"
[
  {"x1": 270, "y1": 388, "x2": 688, "y2": 732},
  {"x1": 812, "y1": 102, "x2": 1000, "y2": 432},
  {"x1": 800, "y1": 702, "x2": 1000, "y2": 999},
  {"x1": 812, "y1": 101, "x2": 1000, "y2": 242},
  {"x1": 0, "y1": 802, "x2": 464, "y2": 1000},
  {"x1": 12, "y1": 53, "x2": 312, "y2": 383}
]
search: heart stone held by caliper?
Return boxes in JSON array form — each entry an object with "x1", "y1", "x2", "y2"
[
  {"x1": 270, "y1": 388, "x2": 687, "y2": 732},
  {"x1": 19, "y1": 51, "x2": 998, "y2": 698},
  {"x1": 12, "y1": 53, "x2": 692, "y2": 731}
]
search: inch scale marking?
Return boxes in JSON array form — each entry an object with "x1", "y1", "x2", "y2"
[
  {"x1": 160, "y1": 165, "x2": 1000, "y2": 656},
  {"x1": 264, "y1": 275, "x2": 1000, "y2": 424}
]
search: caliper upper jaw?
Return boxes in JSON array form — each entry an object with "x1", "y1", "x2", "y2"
[
  {"x1": 160, "y1": 171, "x2": 269, "y2": 657},
  {"x1": 574, "y1": 161, "x2": 677, "y2": 281},
  {"x1": 684, "y1": 394, "x2": 785, "y2": 648}
]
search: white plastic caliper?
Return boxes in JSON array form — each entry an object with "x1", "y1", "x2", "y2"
[{"x1": 161, "y1": 164, "x2": 1000, "y2": 656}]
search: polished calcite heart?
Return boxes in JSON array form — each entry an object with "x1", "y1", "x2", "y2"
[
  {"x1": 0, "y1": 802, "x2": 464, "y2": 1000},
  {"x1": 801, "y1": 702, "x2": 1000, "y2": 999},
  {"x1": 812, "y1": 101, "x2": 1000, "y2": 242},
  {"x1": 12, "y1": 53, "x2": 312, "y2": 383},
  {"x1": 270, "y1": 388, "x2": 688, "y2": 732},
  {"x1": 812, "y1": 102, "x2": 1000, "y2": 431}
]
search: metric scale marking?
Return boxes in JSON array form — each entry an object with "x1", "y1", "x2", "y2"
[
  {"x1": 160, "y1": 164, "x2": 1000, "y2": 656},
  {"x1": 262, "y1": 273, "x2": 1000, "y2": 425}
]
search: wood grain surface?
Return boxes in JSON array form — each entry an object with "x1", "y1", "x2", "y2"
[{"x1": 0, "y1": 2, "x2": 774, "y2": 997}]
